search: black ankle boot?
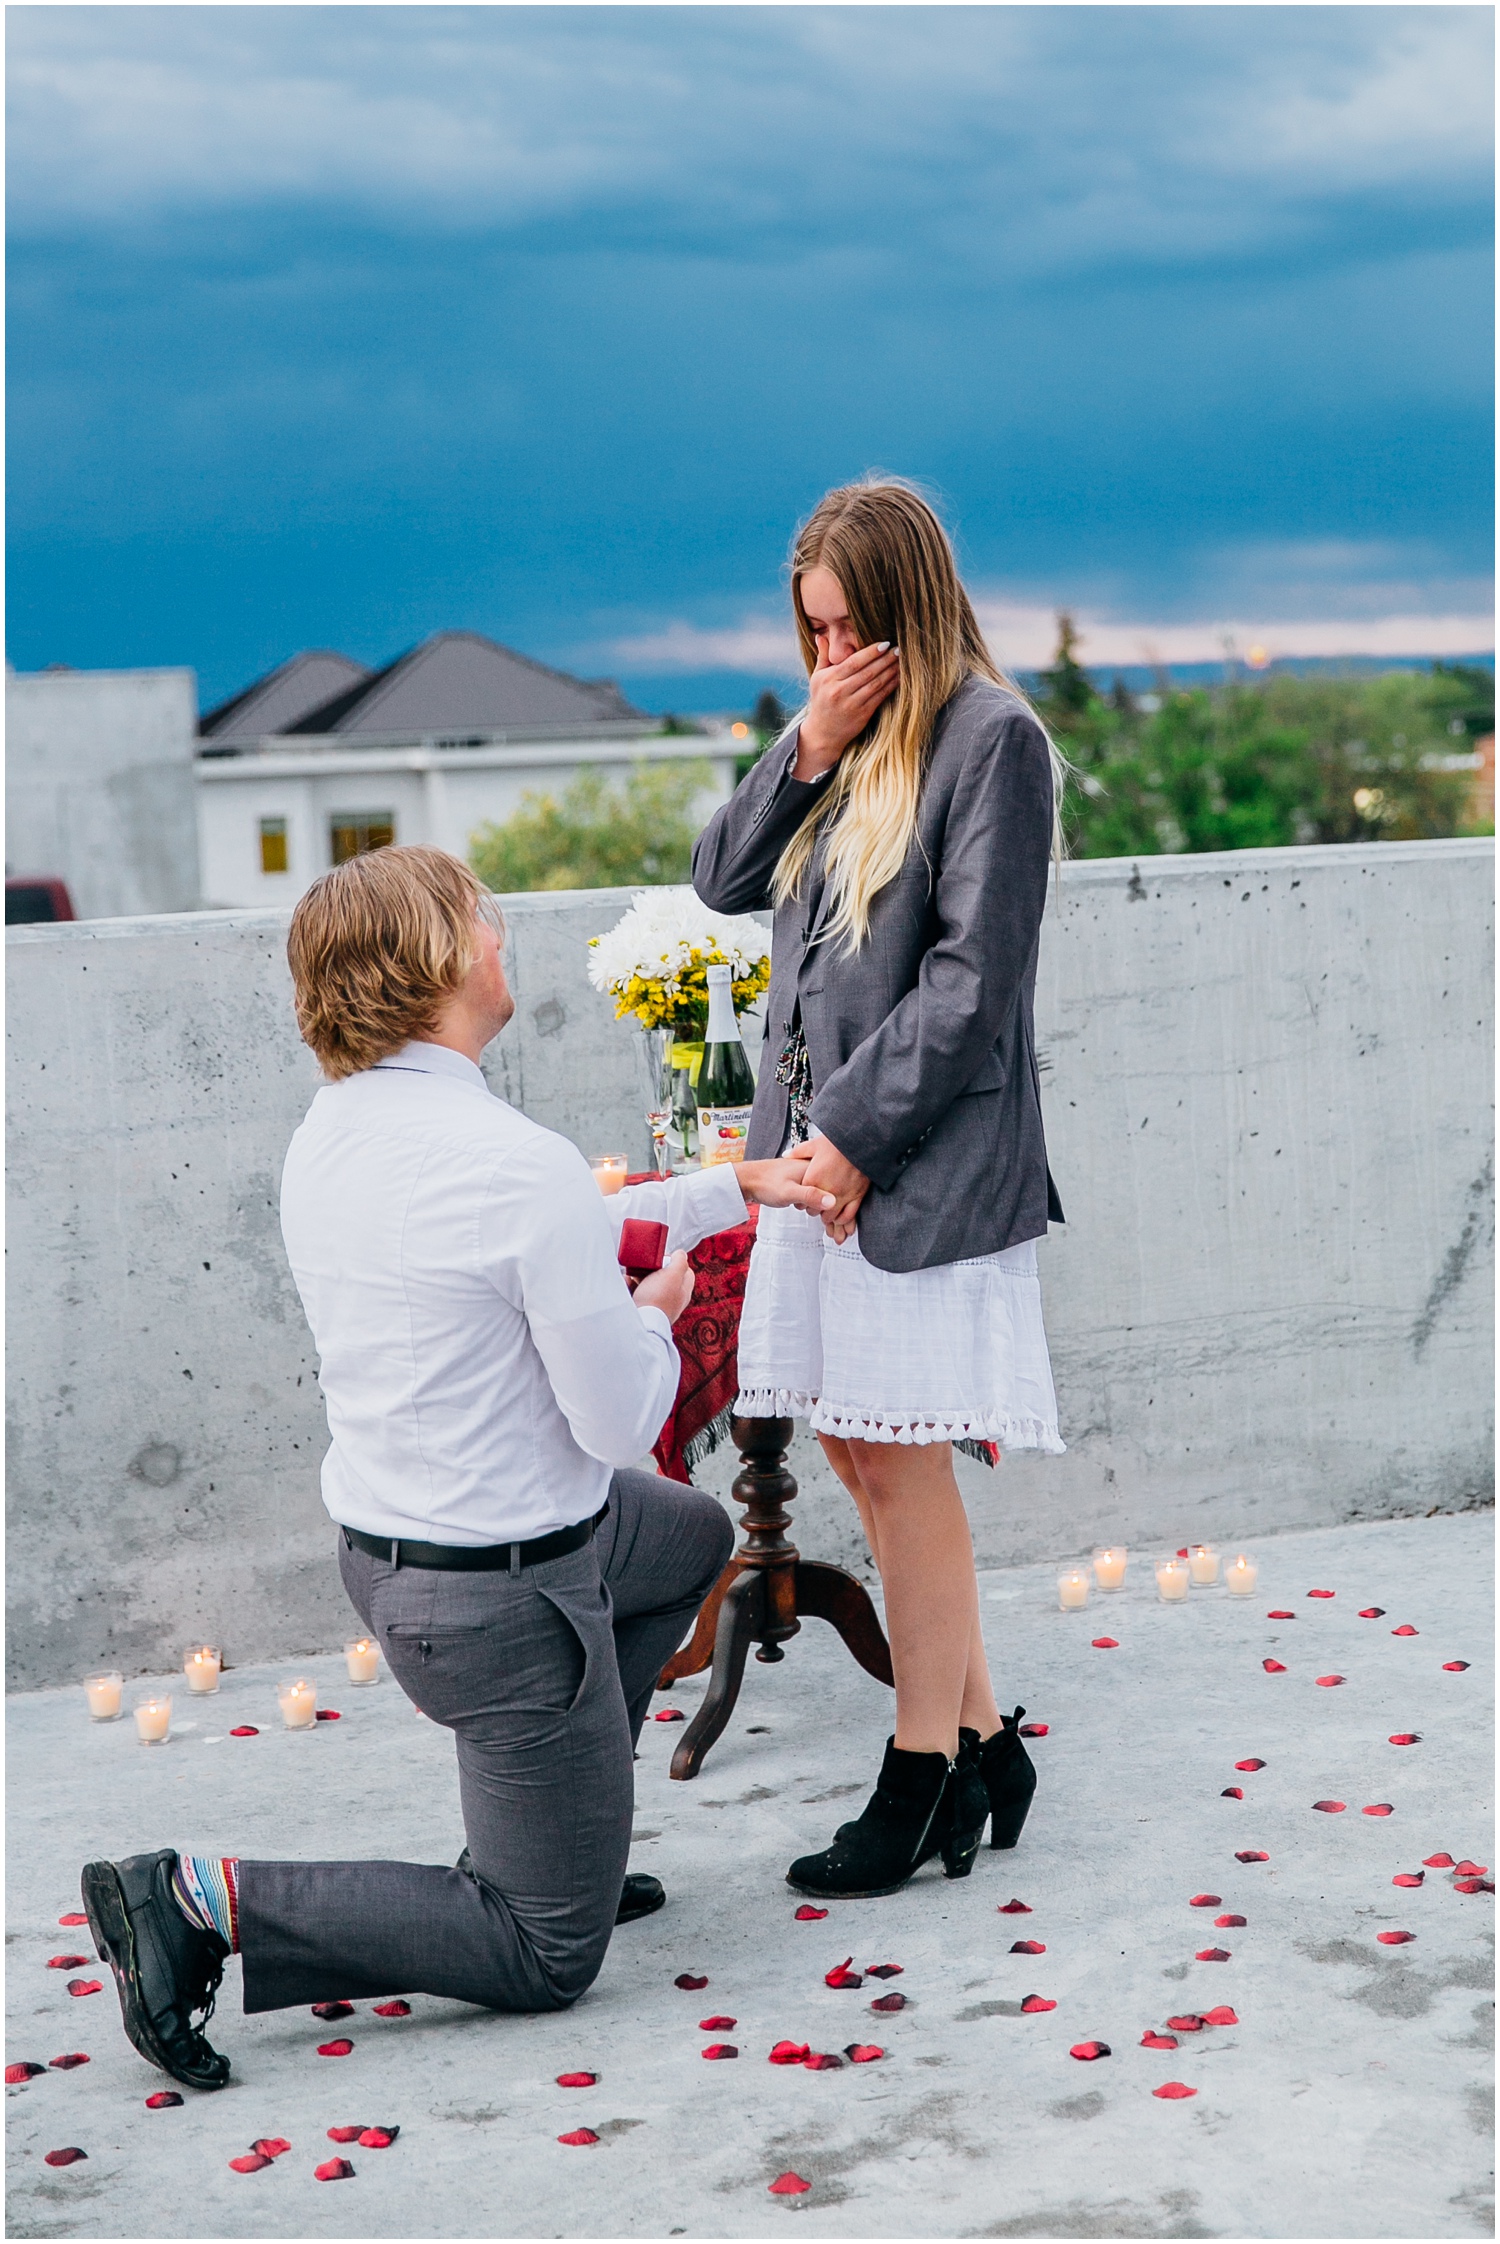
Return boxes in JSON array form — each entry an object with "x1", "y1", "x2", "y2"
[
  {"x1": 786, "y1": 1738, "x2": 986, "y2": 1899},
  {"x1": 961, "y1": 1707, "x2": 1038, "y2": 1850}
]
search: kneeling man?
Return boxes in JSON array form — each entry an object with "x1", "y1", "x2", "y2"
[{"x1": 82, "y1": 845, "x2": 832, "y2": 2089}]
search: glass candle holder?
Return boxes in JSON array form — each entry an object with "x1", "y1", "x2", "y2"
[
  {"x1": 84, "y1": 1672, "x2": 123, "y2": 1722},
  {"x1": 183, "y1": 1644, "x2": 221, "y2": 1694},
  {"x1": 1057, "y1": 1565, "x2": 1090, "y2": 1611},
  {"x1": 134, "y1": 1694, "x2": 172, "y2": 1745},
  {"x1": 1224, "y1": 1553, "x2": 1259, "y2": 1597},
  {"x1": 278, "y1": 1678, "x2": 318, "y2": 1729},
  {"x1": 589, "y1": 1154, "x2": 628, "y2": 1196},
  {"x1": 1187, "y1": 1545, "x2": 1220, "y2": 1587},
  {"x1": 345, "y1": 1638, "x2": 380, "y2": 1686},
  {"x1": 1092, "y1": 1546, "x2": 1128, "y2": 1591},
  {"x1": 1155, "y1": 1555, "x2": 1190, "y2": 1603}
]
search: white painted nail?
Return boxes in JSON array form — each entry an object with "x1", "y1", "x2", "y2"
[{"x1": 876, "y1": 641, "x2": 891, "y2": 652}]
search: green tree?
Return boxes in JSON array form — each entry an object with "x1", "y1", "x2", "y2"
[{"x1": 469, "y1": 759, "x2": 714, "y2": 893}]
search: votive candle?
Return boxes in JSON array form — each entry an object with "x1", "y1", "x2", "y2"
[
  {"x1": 1057, "y1": 1566, "x2": 1090, "y2": 1611},
  {"x1": 1092, "y1": 1546, "x2": 1127, "y2": 1591},
  {"x1": 1187, "y1": 1545, "x2": 1220, "y2": 1587},
  {"x1": 1224, "y1": 1554, "x2": 1259, "y2": 1597},
  {"x1": 84, "y1": 1672, "x2": 123, "y2": 1722},
  {"x1": 278, "y1": 1678, "x2": 317, "y2": 1729},
  {"x1": 184, "y1": 1644, "x2": 221, "y2": 1694},
  {"x1": 589, "y1": 1155, "x2": 628, "y2": 1195},
  {"x1": 345, "y1": 1638, "x2": 380, "y2": 1685},
  {"x1": 134, "y1": 1695, "x2": 172, "y2": 1745},
  {"x1": 1155, "y1": 1556, "x2": 1190, "y2": 1603}
]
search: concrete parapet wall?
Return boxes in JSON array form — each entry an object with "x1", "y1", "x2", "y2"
[{"x1": 6, "y1": 840, "x2": 1493, "y2": 1687}]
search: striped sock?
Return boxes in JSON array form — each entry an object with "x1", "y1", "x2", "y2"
[{"x1": 171, "y1": 1855, "x2": 240, "y2": 1952}]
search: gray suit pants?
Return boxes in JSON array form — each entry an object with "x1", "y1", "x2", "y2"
[{"x1": 238, "y1": 1470, "x2": 733, "y2": 2015}]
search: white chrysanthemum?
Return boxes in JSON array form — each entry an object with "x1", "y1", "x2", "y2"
[{"x1": 586, "y1": 888, "x2": 770, "y2": 993}]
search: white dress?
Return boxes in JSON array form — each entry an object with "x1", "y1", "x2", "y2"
[{"x1": 735, "y1": 1197, "x2": 1066, "y2": 1453}]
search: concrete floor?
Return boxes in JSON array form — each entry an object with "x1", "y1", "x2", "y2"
[{"x1": 6, "y1": 1510, "x2": 1493, "y2": 2241}]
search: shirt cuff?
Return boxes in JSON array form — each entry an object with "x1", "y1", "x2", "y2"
[{"x1": 675, "y1": 1161, "x2": 750, "y2": 1245}]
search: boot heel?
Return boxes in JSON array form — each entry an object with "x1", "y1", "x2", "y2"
[
  {"x1": 942, "y1": 1832, "x2": 980, "y2": 1879},
  {"x1": 988, "y1": 1796, "x2": 1032, "y2": 1851}
]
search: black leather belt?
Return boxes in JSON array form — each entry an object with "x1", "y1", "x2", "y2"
[{"x1": 342, "y1": 1504, "x2": 606, "y2": 1574}]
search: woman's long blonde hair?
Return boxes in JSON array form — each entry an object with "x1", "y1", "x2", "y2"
[{"x1": 772, "y1": 477, "x2": 1066, "y2": 952}]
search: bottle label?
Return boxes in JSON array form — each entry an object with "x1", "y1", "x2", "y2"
[{"x1": 696, "y1": 1106, "x2": 753, "y2": 1165}]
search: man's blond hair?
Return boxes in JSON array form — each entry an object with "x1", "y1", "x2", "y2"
[{"x1": 287, "y1": 845, "x2": 502, "y2": 1079}]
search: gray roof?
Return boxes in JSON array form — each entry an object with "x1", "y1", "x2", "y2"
[
  {"x1": 284, "y1": 631, "x2": 648, "y2": 739},
  {"x1": 198, "y1": 651, "x2": 370, "y2": 745}
]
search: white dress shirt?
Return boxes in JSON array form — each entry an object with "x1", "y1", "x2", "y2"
[{"x1": 279, "y1": 1041, "x2": 747, "y2": 1545}]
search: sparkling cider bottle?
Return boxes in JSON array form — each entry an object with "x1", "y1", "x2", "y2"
[{"x1": 695, "y1": 964, "x2": 756, "y2": 1166}]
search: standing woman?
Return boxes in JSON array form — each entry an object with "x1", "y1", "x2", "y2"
[{"x1": 692, "y1": 480, "x2": 1067, "y2": 1901}]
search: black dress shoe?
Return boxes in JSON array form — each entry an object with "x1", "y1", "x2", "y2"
[
  {"x1": 80, "y1": 1850, "x2": 230, "y2": 2091},
  {"x1": 456, "y1": 1848, "x2": 665, "y2": 1925}
]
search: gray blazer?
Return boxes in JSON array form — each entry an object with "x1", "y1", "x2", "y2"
[{"x1": 691, "y1": 674, "x2": 1064, "y2": 1275}]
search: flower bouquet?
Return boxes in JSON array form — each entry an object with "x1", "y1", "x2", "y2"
[{"x1": 588, "y1": 889, "x2": 771, "y2": 1170}]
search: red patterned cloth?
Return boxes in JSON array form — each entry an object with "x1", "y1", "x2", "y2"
[{"x1": 626, "y1": 1174, "x2": 758, "y2": 1483}]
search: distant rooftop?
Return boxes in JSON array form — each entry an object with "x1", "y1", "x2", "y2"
[{"x1": 199, "y1": 631, "x2": 651, "y2": 751}]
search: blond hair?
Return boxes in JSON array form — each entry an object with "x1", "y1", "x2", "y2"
[
  {"x1": 773, "y1": 478, "x2": 1066, "y2": 951},
  {"x1": 287, "y1": 844, "x2": 502, "y2": 1079}
]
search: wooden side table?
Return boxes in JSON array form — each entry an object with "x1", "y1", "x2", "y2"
[{"x1": 656, "y1": 1414, "x2": 894, "y2": 1780}]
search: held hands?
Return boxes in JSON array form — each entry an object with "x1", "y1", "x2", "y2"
[
  {"x1": 794, "y1": 639, "x2": 901, "y2": 777},
  {"x1": 737, "y1": 1156, "x2": 837, "y2": 1219},
  {"x1": 633, "y1": 1250, "x2": 695, "y2": 1324},
  {"x1": 790, "y1": 1137, "x2": 870, "y2": 1244}
]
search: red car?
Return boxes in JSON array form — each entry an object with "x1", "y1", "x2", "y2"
[{"x1": 5, "y1": 876, "x2": 76, "y2": 925}]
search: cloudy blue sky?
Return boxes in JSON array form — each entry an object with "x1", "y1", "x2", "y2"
[{"x1": 7, "y1": 4, "x2": 1493, "y2": 711}]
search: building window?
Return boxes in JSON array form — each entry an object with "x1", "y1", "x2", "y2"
[
  {"x1": 329, "y1": 814, "x2": 396, "y2": 865},
  {"x1": 259, "y1": 817, "x2": 289, "y2": 875}
]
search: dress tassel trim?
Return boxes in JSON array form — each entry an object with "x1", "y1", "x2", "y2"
[{"x1": 735, "y1": 1389, "x2": 1066, "y2": 1455}]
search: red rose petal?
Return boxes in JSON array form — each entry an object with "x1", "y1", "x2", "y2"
[
  {"x1": 1455, "y1": 1880, "x2": 1495, "y2": 1895},
  {"x1": 6, "y1": 2063, "x2": 44, "y2": 2082},
  {"x1": 1018, "y1": 1723, "x2": 1049, "y2": 1737},
  {"x1": 654, "y1": 1709, "x2": 685, "y2": 1722},
  {"x1": 358, "y1": 2127, "x2": 398, "y2": 2148},
  {"x1": 1392, "y1": 1873, "x2": 1424, "y2": 1888},
  {"x1": 1166, "y1": 2015, "x2": 1207, "y2": 2032},
  {"x1": 1388, "y1": 1734, "x2": 1421, "y2": 1746},
  {"x1": 1376, "y1": 1930, "x2": 1415, "y2": 1945},
  {"x1": 844, "y1": 2043, "x2": 885, "y2": 2063},
  {"x1": 768, "y1": 2041, "x2": 811, "y2": 2065},
  {"x1": 312, "y1": 2002, "x2": 355, "y2": 2020},
  {"x1": 871, "y1": 1992, "x2": 907, "y2": 2012},
  {"x1": 769, "y1": 2173, "x2": 811, "y2": 2195},
  {"x1": 1390, "y1": 1626, "x2": 1418, "y2": 1637},
  {"x1": 1267, "y1": 1610, "x2": 1296, "y2": 1619},
  {"x1": 1010, "y1": 1940, "x2": 1046, "y2": 1954},
  {"x1": 701, "y1": 2043, "x2": 738, "y2": 2059},
  {"x1": 65, "y1": 1980, "x2": 101, "y2": 1998},
  {"x1": 794, "y1": 1905, "x2": 828, "y2": 1921},
  {"x1": 1307, "y1": 1589, "x2": 1335, "y2": 1599},
  {"x1": 803, "y1": 2052, "x2": 844, "y2": 2070},
  {"x1": 1313, "y1": 1800, "x2": 1347, "y2": 1813},
  {"x1": 1189, "y1": 1894, "x2": 1221, "y2": 1908},
  {"x1": 1221, "y1": 1787, "x2": 1244, "y2": 1799},
  {"x1": 674, "y1": 1973, "x2": 708, "y2": 1990},
  {"x1": 47, "y1": 1955, "x2": 90, "y2": 1970},
  {"x1": 1141, "y1": 2032, "x2": 1179, "y2": 2050},
  {"x1": 251, "y1": 2137, "x2": 292, "y2": 2158},
  {"x1": 314, "y1": 1708, "x2": 342, "y2": 1720},
  {"x1": 1215, "y1": 1914, "x2": 1248, "y2": 1927},
  {"x1": 230, "y1": 1725, "x2": 259, "y2": 1737},
  {"x1": 1362, "y1": 1804, "x2": 1394, "y2": 1817},
  {"x1": 1442, "y1": 1661, "x2": 1470, "y2": 1671},
  {"x1": 57, "y1": 1915, "x2": 87, "y2": 1927},
  {"x1": 556, "y1": 2072, "x2": 597, "y2": 2088},
  {"x1": 1154, "y1": 2081, "x2": 1198, "y2": 2098},
  {"x1": 1315, "y1": 1675, "x2": 1345, "y2": 1687},
  {"x1": 372, "y1": 2000, "x2": 411, "y2": 2017},
  {"x1": 1263, "y1": 1659, "x2": 1287, "y2": 1673},
  {"x1": 1235, "y1": 1850, "x2": 1269, "y2": 1863},
  {"x1": 557, "y1": 2129, "x2": 599, "y2": 2148},
  {"x1": 315, "y1": 2155, "x2": 358, "y2": 2177},
  {"x1": 1359, "y1": 1608, "x2": 1385, "y2": 1619},
  {"x1": 998, "y1": 1899, "x2": 1033, "y2": 1914},
  {"x1": 230, "y1": 2153, "x2": 273, "y2": 2174},
  {"x1": 48, "y1": 2055, "x2": 89, "y2": 2071},
  {"x1": 326, "y1": 2126, "x2": 363, "y2": 2143},
  {"x1": 44, "y1": 2148, "x2": 87, "y2": 2168},
  {"x1": 699, "y1": 2015, "x2": 736, "y2": 2030},
  {"x1": 1069, "y1": 2040, "x2": 1110, "y2": 2060},
  {"x1": 1020, "y1": 1995, "x2": 1057, "y2": 2014},
  {"x1": 1235, "y1": 1759, "x2": 1267, "y2": 1772},
  {"x1": 145, "y1": 2089, "x2": 182, "y2": 2106},
  {"x1": 1424, "y1": 1853, "x2": 1456, "y2": 1868},
  {"x1": 824, "y1": 1958, "x2": 863, "y2": 1988},
  {"x1": 1176, "y1": 1549, "x2": 1189, "y2": 1559},
  {"x1": 1455, "y1": 1862, "x2": 1489, "y2": 1877},
  {"x1": 1091, "y1": 1637, "x2": 1118, "y2": 1649},
  {"x1": 1195, "y1": 1948, "x2": 1232, "y2": 1962},
  {"x1": 317, "y1": 2038, "x2": 354, "y2": 2056},
  {"x1": 865, "y1": 1964, "x2": 904, "y2": 1978},
  {"x1": 1202, "y1": 2006, "x2": 1239, "y2": 2026}
]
